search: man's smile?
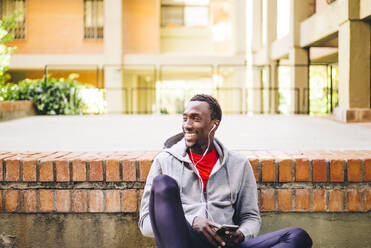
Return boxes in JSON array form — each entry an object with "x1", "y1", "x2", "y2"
[{"x1": 184, "y1": 132, "x2": 197, "y2": 139}]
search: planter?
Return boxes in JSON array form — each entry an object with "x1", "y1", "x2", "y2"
[{"x1": 0, "y1": 100, "x2": 36, "y2": 121}]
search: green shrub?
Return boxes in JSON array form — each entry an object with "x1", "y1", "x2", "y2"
[
  {"x1": 1, "y1": 10, "x2": 23, "y2": 84},
  {"x1": 0, "y1": 82, "x2": 19, "y2": 101},
  {"x1": 0, "y1": 76, "x2": 106, "y2": 115},
  {"x1": 20, "y1": 78, "x2": 83, "y2": 115}
]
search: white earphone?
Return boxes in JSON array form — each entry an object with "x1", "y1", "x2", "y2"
[
  {"x1": 189, "y1": 123, "x2": 217, "y2": 167},
  {"x1": 211, "y1": 123, "x2": 216, "y2": 131}
]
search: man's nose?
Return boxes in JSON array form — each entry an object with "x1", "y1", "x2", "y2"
[{"x1": 183, "y1": 119, "x2": 193, "y2": 130}]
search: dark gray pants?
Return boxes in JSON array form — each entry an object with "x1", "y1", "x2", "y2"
[{"x1": 149, "y1": 174, "x2": 312, "y2": 248}]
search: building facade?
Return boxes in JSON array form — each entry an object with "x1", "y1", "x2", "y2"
[{"x1": 3, "y1": 0, "x2": 371, "y2": 120}]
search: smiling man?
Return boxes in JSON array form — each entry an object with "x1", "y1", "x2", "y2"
[{"x1": 139, "y1": 94, "x2": 312, "y2": 248}]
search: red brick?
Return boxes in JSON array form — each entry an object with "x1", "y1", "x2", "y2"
[
  {"x1": 261, "y1": 159, "x2": 275, "y2": 182},
  {"x1": 279, "y1": 159, "x2": 292, "y2": 182},
  {"x1": 365, "y1": 159, "x2": 371, "y2": 181},
  {"x1": 347, "y1": 159, "x2": 362, "y2": 182},
  {"x1": 346, "y1": 189, "x2": 361, "y2": 212},
  {"x1": 89, "y1": 160, "x2": 103, "y2": 181},
  {"x1": 312, "y1": 189, "x2": 326, "y2": 212},
  {"x1": 122, "y1": 159, "x2": 136, "y2": 181},
  {"x1": 105, "y1": 190, "x2": 120, "y2": 212},
  {"x1": 248, "y1": 158, "x2": 259, "y2": 182},
  {"x1": 312, "y1": 159, "x2": 327, "y2": 182},
  {"x1": 122, "y1": 189, "x2": 137, "y2": 212},
  {"x1": 23, "y1": 190, "x2": 36, "y2": 212},
  {"x1": 56, "y1": 190, "x2": 70, "y2": 212},
  {"x1": 22, "y1": 159, "x2": 37, "y2": 182},
  {"x1": 72, "y1": 190, "x2": 87, "y2": 212},
  {"x1": 329, "y1": 190, "x2": 344, "y2": 212},
  {"x1": 39, "y1": 190, "x2": 53, "y2": 212},
  {"x1": 5, "y1": 159, "x2": 20, "y2": 181},
  {"x1": 89, "y1": 190, "x2": 104, "y2": 212},
  {"x1": 363, "y1": 188, "x2": 371, "y2": 211},
  {"x1": 260, "y1": 189, "x2": 275, "y2": 211},
  {"x1": 39, "y1": 160, "x2": 53, "y2": 182},
  {"x1": 278, "y1": 189, "x2": 292, "y2": 211},
  {"x1": 330, "y1": 159, "x2": 344, "y2": 182},
  {"x1": 106, "y1": 159, "x2": 120, "y2": 182},
  {"x1": 72, "y1": 159, "x2": 86, "y2": 181},
  {"x1": 5, "y1": 190, "x2": 19, "y2": 212},
  {"x1": 295, "y1": 189, "x2": 310, "y2": 211},
  {"x1": 139, "y1": 159, "x2": 152, "y2": 182},
  {"x1": 295, "y1": 158, "x2": 309, "y2": 181},
  {"x1": 56, "y1": 160, "x2": 69, "y2": 182}
]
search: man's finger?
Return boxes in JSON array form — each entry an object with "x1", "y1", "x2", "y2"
[
  {"x1": 206, "y1": 226, "x2": 225, "y2": 247},
  {"x1": 203, "y1": 230, "x2": 219, "y2": 247}
]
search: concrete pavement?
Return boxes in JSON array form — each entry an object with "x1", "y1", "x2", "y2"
[{"x1": 0, "y1": 114, "x2": 370, "y2": 151}]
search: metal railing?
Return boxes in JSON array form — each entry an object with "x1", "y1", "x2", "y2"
[{"x1": 43, "y1": 63, "x2": 339, "y2": 115}]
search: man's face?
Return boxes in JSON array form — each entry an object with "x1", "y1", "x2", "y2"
[{"x1": 182, "y1": 101, "x2": 214, "y2": 150}]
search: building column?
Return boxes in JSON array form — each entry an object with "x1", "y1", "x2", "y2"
[
  {"x1": 270, "y1": 62, "x2": 279, "y2": 113},
  {"x1": 104, "y1": 0, "x2": 123, "y2": 114},
  {"x1": 334, "y1": 20, "x2": 371, "y2": 122},
  {"x1": 264, "y1": 0, "x2": 277, "y2": 114},
  {"x1": 288, "y1": 0, "x2": 310, "y2": 114},
  {"x1": 232, "y1": 0, "x2": 247, "y2": 113},
  {"x1": 249, "y1": 0, "x2": 263, "y2": 113}
]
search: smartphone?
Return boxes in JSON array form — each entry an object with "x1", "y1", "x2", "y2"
[{"x1": 216, "y1": 224, "x2": 239, "y2": 237}]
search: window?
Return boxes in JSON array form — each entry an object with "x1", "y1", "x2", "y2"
[
  {"x1": 161, "y1": 0, "x2": 209, "y2": 27},
  {"x1": 84, "y1": 0, "x2": 104, "y2": 39},
  {"x1": 0, "y1": 0, "x2": 26, "y2": 40}
]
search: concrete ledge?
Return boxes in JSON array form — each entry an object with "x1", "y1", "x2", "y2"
[
  {"x1": 0, "y1": 100, "x2": 36, "y2": 121},
  {"x1": 0, "y1": 213, "x2": 370, "y2": 248},
  {"x1": 0, "y1": 150, "x2": 370, "y2": 247},
  {"x1": 333, "y1": 107, "x2": 371, "y2": 122}
]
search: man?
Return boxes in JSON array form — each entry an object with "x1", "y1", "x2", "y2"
[{"x1": 139, "y1": 94, "x2": 312, "y2": 248}]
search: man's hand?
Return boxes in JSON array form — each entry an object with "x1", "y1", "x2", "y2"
[
  {"x1": 223, "y1": 230, "x2": 245, "y2": 247},
  {"x1": 192, "y1": 216, "x2": 226, "y2": 247}
]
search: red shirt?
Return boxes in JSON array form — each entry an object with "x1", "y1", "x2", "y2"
[{"x1": 188, "y1": 148, "x2": 218, "y2": 191}]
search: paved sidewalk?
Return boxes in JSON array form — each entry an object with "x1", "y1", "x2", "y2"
[{"x1": 0, "y1": 115, "x2": 370, "y2": 151}]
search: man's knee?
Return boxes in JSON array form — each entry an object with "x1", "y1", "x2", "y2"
[
  {"x1": 287, "y1": 227, "x2": 312, "y2": 247},
  {"x1": 151, "y1": 174, "x2": 179, "y2": 197}
]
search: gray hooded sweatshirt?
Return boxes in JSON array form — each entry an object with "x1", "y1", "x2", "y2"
[{"x1": 138, "y1": 135, "x2": 261, "y2": 241}]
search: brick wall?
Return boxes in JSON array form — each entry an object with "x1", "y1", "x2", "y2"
[
  {"x1": 0, "y1": 100, "x2": 36, "y2": 121},
  {"x1": 0, "y1": 150, "x2": 370, "y2": 214}
]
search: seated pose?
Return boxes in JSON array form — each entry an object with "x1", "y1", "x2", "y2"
[{"x1": 139, "y1": 94, "x2": 312, "y2": 248}]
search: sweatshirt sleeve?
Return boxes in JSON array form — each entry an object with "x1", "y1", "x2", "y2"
[
  {"x1": 235, "y1": 160, "x2": 261, "y2": 240},
  {"x1": 138, "y1": 155, "x2": 163, "y2": 237}
]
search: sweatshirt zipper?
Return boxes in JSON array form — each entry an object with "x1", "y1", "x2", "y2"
[
  {"x1": 189, "y1": 162, "x2": 209, "y2": 220},
  {"x1": 204, "y1": 190, "x2": 208, "y2": 218}
]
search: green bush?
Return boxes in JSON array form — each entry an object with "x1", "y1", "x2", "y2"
[
  {"x1": 0, "y1": 82, "x2": 19, "y2": 101},
  {"x1": 0, "y1": 76, "x2": 106, "y2": 115}
]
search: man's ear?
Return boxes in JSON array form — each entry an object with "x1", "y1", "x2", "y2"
[{"x1": 214, "y1": 120, "x2": 220, "y2": 129}]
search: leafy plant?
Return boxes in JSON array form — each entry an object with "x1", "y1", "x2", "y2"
[
  {"x1": 0, "y1": 75, "x2": 106, "y2": 115},
  {"x1": 0, "y1": 10, "x2": 23, "y2": 84}
]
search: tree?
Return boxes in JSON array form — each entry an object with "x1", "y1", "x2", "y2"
[{"x1": 0, "y1": 10, "x2": 22, "y2": 84}]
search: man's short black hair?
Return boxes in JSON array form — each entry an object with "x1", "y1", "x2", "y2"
[{"x1": 190, "y1": 94, "x2": 222, "y2": 121}]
